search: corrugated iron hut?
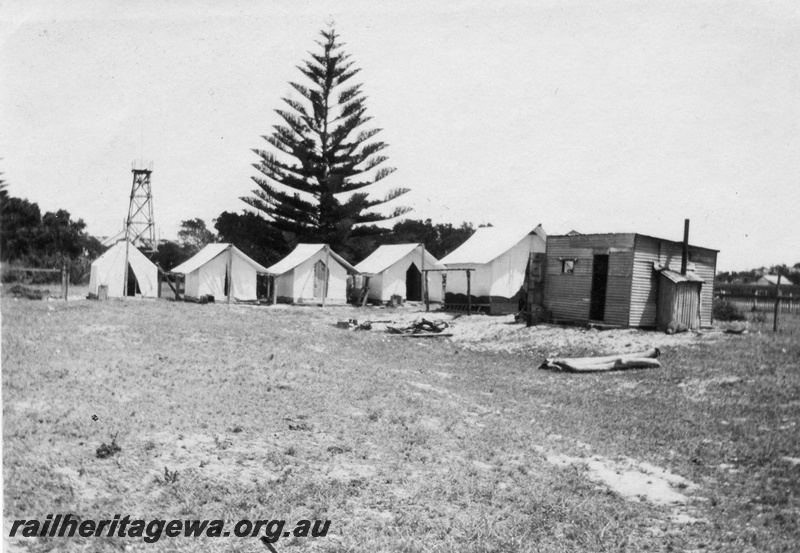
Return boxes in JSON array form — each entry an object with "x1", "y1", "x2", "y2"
[
  {"x1": 354, "y1": 244, "x2": 446, "y2": 303},
  {"x1": 440, "y1": 224, "x2": 547, "y2": 314},
  {"x1": 543, "y1": 233, "x2": 718, "y2": 329}
]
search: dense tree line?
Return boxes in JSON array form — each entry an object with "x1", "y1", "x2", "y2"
[
  {"x1": 0, "y1": 186, "x2": 104, "y2": 282},
  {"x1": 212, "y1": 211, "x2": 475, "y2": 266}
]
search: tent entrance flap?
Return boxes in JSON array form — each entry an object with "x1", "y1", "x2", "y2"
[
  {"x1": 313, "y1": 260, "x2": 328, "y2": 300},
  {"x1": 590, "y1": 254, "x2": 609, "y2": 321},
  {"x1": 126, "y1": 263, "x2": 141, "y2": 297},
  {"x1": 406, "y1": 263, "x2": 422, "y2": 301}
]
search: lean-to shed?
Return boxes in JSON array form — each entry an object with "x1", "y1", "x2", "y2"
[
  {"x1": 89, "y1": 240, "x2": 158, "y2": 298},
  {"x1": 266, "y1": 244, "x2": 357, "y2": 304},
  {"x1": 440, "y1": 224, "x2": 547, "y2": 314},
  {"x1": 355, "y1": 244, "x2": 446, "y2": 303},
  {"x1": 543, "y1": 233, "x2": 718, "y2": 329},
  {"x1": 170, "y1": 243, "x2": 269, "y2": 302}
]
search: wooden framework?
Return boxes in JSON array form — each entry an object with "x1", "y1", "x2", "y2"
[
  {"x1": 5, "y1": 266, "x2": 68, "y2": 300},
  {"x1": 423, "y1": 268, "x2": 475, "y2": 315}
]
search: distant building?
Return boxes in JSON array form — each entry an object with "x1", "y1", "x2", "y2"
[
  {"x1": 543, "y1": 233, "x2": 718, "y2": 329},
  {"x1": 757, "y1": 274, "x2": 794, "y2": 286}
]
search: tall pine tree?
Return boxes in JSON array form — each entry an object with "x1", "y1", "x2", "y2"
[{"x1": 246, "y1": 27, "x2": 410, "y2": 258}]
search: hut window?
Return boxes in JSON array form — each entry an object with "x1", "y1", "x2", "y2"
[{"x1": 561, "y1": 259, "x2": 575, "y2": 274}]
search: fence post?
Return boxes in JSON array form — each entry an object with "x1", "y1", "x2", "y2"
[
  {"x1": 61, "y1": 263, "x2": 68, "y2": 301},
  {"x1": 773, "y1": 274, "x2": 782, "y2": 332}
]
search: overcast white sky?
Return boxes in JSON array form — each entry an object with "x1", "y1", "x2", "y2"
[{"x1": 2, "y1": 0, "x2": 798, "y2": 271}]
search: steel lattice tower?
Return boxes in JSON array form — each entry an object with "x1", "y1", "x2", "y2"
[{"x1": 126, "y1": 159, "x2": 156, "y2": 252}]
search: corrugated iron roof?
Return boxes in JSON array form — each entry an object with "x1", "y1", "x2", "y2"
[
  {"x1": 549, "y1": 232, "x2": 719, "y2": 253},
  {"x1": 760, "y1": 274, "x2": 794, "y2": 286},
  {"x1": 659, "y1": 268, "x2": 705, "y2": 283},
  {"x1": 355, "y1": 244, "x2": 445, "y2": 275},
  {"x1": 170, "y1": 243, "x2": 270, "y2": 274},
  {"x1": 266, "y1": 244, "x2": 358, "y2": 275},
  {"x1": 440, "y1": 224, "x2": 546, "y2": 265}
]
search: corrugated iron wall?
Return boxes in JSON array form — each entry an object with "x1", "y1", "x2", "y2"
[
  {"x1": 631, "y1": 236, "x2": 662, "y2": 327},
  {"x1": 688, "y1": 249, "x2": 716, "y2": 325},
  {"x1": 544, "y1": 234, "x2": 635, "y2": 325},
  {"x1": 653, "y1": 239, "x2": 716, "y2": 326},
  {"x1": 631, "y1": 235, "x2": 717, "y2": 327},
  {"x1": 657, "y1": 277, "x2": 702, "y2": 330},
  {"x1": 605, "y1": 249, "x2": 634, "y2": 325},
  {"x1": 545, "y1": 233, "x2": 717, "y2": 328}
]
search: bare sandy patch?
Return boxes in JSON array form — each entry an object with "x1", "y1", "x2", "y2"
[{"x1": 546, "y1": 453, "x2": 697, "y2": 506}]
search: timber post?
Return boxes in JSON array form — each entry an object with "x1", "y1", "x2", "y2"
[
  {"x1": 681, "y1": 219, "x2": 690, "y2": 275},
  {"x1": 361, "y1": 275, "x2": 370, "y2": 307},
  {"x1": 774, "y1": 273, "x2": 782, "y2": 332},
  {"x1": 61, "y1": 263, "x2": 68, "y2": 301},
  {"x1": 227, "y1": 245, "x2": 233, "y2": 304},
  {"x1": 466, "y1": 270, "x2": 472, "y2": 316},
  {"x1": 526, "y1": 252, "x2": 535, "y2": 327},
  {"x1": 123, "y1": 239, "x2": 131, "y2": 300},
  {"x1": 421, "y1": 243, "x2": 428, "y2": 312}
]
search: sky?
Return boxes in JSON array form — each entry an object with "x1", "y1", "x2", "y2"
[{"x1": 1, "y1": 0, "x2": 798, "y2": 271}]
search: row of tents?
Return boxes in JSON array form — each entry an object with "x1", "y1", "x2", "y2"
[
  {"x1": 89, "y1": 223, "x2": 720, "y2": 330},
  {"x1": 89, "y1": 223, "x2": 548, "y2": 308}
]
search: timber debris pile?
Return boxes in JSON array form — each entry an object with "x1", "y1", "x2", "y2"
[
  {"x1": 336, "y1": 319, "x2": 373, "y2": 331},
  {"x1": 385, "y1": 318, "x2": 452, "y2": 337},
  {"x1": 539, "y1": 348, "x2": 662, "y2": 372}
]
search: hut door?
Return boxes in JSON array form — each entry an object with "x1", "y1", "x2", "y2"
[
  {"x1": 590, "y1": 254, "x2": 609, "y2": 321},
  {"x1": 313, "y1": 260, "x2": 327, "y2": 300},
  {"x1": 406, "y1": 263, "x2": 422, "y2": 301}
]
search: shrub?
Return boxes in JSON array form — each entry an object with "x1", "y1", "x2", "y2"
[
  {"x1": 749, "y1": 311, "x2": 767, "y2": 324},
  {"x1": 713, "y1": 298, "x2": 746, "y2": 321}
]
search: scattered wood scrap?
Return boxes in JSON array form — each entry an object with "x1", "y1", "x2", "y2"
[
  {"x1": 540, "y1": 348, "x2": 661, "y2": 373},
  {"x1": 4, "y1": 284, "x2": 50, "y2": 300},
  {"x1": 724, "y1": 328, "x2": 748, "y2": 335},
  {"x1": 336, "y1": 319, "x2": 373, "y2": 331},
  {"x1": 386, "y1": 318, "x2": 450, "y2": 337}
]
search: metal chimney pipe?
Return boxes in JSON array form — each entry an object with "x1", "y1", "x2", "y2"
[{"x1": 681, "y1": 219, "x2": 690, "y2": 275}]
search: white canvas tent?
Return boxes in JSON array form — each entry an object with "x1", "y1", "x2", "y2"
[
  {"x1": 440, "y1": 224, "x2": 547, "y2": 313},
  {"x1": 355, "y1": 244, "x2": 446, "y2": 303},
  {"x1": 266, "y1": 244, "x2": 357, "y2": 304},
  {"x1": 170, "y1": 243, "x2": 269, "y2": 302},
  {"x1": 89, "y1": 240, "x2": 158, "y2": 298}
]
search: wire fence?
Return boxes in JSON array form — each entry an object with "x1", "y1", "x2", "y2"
[{"x1": 714, "y1": 294, "x2": 800, "y2": 314}]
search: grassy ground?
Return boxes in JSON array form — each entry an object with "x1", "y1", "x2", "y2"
[{"x1": 3, "y1": 298, "x2": 799, "y2": 552}]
